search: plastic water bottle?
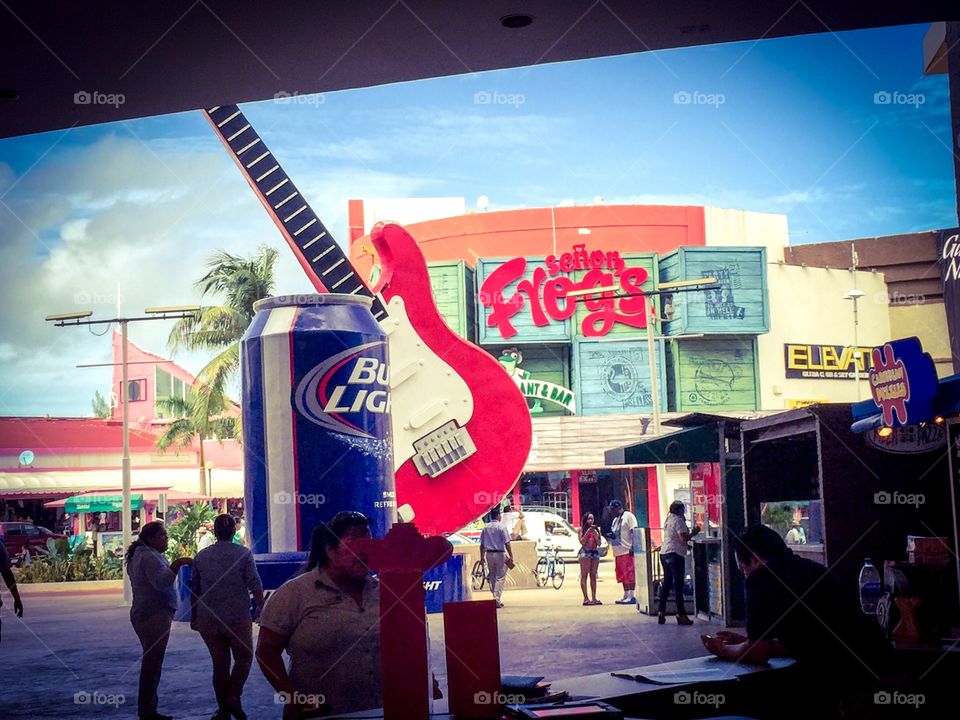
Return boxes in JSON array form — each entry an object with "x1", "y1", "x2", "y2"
[{"x1": 859, "y1": 558, "x2": 881, "y2": 615}]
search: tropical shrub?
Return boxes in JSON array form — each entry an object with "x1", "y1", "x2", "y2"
[{"x1": 16, "y1": 538, "x2": 122, "y2": 583}]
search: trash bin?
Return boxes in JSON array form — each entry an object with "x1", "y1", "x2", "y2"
[
  {"x1": 173, "y1": 565, "x2": 192, "y2": 622},
  {"x1": 424, "y1": 554, "x2": 466, "y2": 614}
]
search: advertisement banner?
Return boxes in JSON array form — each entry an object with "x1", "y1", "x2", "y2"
[
  {"x1": 937, "y1": 228, "x2": 960, "y2": 374},
  {"x1": 783, "y1": 343, "x2": 875, "y2": 380}
]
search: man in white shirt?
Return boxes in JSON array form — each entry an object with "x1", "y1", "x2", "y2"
[
  {"x1": 479, "y1": 507, "x2": 514, "y2": 608},
  {"x1": 502, "y1": 504, "x2": 527, "y2": 541},
  {"x1": 608, "y1": 500, "x2": 638, "y2": 604}
]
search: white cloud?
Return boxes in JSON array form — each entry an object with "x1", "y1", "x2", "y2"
[{"x1": 0, "y1": 127, "x2": 428, "y2": 416}]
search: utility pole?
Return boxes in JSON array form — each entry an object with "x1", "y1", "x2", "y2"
[{"x1": 46, "y1": 306, "x2": 199, "y2": 605}]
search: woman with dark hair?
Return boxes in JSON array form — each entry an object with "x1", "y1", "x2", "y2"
[
  {"x1": 657, "y1": 501, "x2": 699, "y2": 625},
  {"x1": 578, "y1": 512, "x2": 602, "y2": 606},
  {"x1": 256, "y1": 512, "x2": 380, "y2": 719},
  {"x1": 126, "y1": 521, "x2": 191, "y2": 720}
]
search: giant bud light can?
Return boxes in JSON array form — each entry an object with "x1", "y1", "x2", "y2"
[{"x1": 241, "y1": 294, "x2": 396, "y2": 555}]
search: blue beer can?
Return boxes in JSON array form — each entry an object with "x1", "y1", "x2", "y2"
[{"x1": 241, "y1": 294, "x2": 396, "y2": 554}]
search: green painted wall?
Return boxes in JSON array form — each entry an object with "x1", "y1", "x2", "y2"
[
  {"x1": 477, "y1": 258, "x2": 573, "y2": 344},
  {"x1": 485, "y1": 344, "x2": 572, "y2": 416},
  {"x1": 428, "y1": 261, "x2": 476, "y2": 342},
  {"x1": 659, "y1": 247, "x2": 768, "y2": 335},
  {"x1": 667, "y1": 337, "x2": 759, "y2": 411},
  {"x1": 573, "y1": 339, "x2": 668, "y2": 416}
]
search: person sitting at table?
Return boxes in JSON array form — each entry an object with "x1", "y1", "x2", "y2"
[
  {"x1": 702, "y1": 525, "x2": 890, "y2": 716},
  {"x1": 256, "y1": 511, "x2": 381, "y2": 719}
]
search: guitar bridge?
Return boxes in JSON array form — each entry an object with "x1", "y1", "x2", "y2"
[{"x1": 411, "y1": 420, "x2": 477, "y2": 477}]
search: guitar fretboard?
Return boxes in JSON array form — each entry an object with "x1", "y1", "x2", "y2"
[{"x1": 204, "y1": 104, "x2": 387, "y2": 320}]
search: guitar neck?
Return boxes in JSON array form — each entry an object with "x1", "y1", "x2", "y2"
[{"x1": 204, "y1": 104, "x2": 387, "y2": 320}]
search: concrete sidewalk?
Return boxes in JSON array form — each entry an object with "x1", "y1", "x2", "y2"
[{"x1": 2, "y1": 561, "x2": 708, "y2": 718}]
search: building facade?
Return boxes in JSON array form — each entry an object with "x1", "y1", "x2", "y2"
[{"x1": 350, "y1": 200, "x2": 929, "y2": 529}]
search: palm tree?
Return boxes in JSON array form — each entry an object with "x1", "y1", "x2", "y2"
[
  {"x1": 161, "y1": 246, "x2": 277, "y2": 492},
  {"x1": 167, "y1": 245, "x2": 279, "y2": 395},
  {"x1": 156, "y1": 392, "x2": 237, "y2": 494}
]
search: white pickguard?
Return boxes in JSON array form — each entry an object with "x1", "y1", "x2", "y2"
[{"x1": 379, "y1": 295, "x2": 474, "y2": 470}]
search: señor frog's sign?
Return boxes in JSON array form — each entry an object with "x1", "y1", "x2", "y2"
[{"x1": 479, "y1": 245, "x2": 650, "y2": 339}]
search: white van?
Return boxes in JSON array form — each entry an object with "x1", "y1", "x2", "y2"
[
  {"x1": 456, "y1": 510, "x2": 608, "y2": 561},
  {"x1": 508, "y1": 510, "x2": 609, "y2": 561}
]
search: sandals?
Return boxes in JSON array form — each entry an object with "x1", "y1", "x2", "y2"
[{"x1": 582, "y1": 599, "x2": 603, "y2": 605}]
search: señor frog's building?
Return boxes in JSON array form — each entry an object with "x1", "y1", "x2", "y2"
[{"x1": 349, "y1": 199, "x2": 951, "y2": 532}]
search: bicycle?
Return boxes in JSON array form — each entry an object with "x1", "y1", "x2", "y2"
[
  {"x1": 471, "y1": 558, "x2": 486, "y2": 591},
  {"x1": 535, "y1": 546, "x2": 565, "y2": 590}
]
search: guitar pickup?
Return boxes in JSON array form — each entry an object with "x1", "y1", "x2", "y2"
[{"x1": 411, "y1": 420, "x2": 477, "y2": 478}]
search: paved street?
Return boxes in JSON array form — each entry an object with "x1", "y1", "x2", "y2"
[{"x1": 2, "y1": 561, "x2": 707, "y2": 719}]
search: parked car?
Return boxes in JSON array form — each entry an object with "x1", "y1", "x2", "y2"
[
  {"x1": 519, "y1": 510, "x2": 608, "y2": 560},
  {"x1": 0, "y1": 522, "x2": 66, "y2": 562},
  {"x1": 456, "y1": 510, "x2": 608, "y2": 561}
]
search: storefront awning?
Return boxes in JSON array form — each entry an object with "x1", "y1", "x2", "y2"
[
  {"x1": 605, "y1": 424, "x2": 719, "y2": 466},
  {"x1": 0, "y1": 467, "x2": 244, "y2": 499},
  {"x1": 45, "y1": 488, "x2": 212, "y2": 510},
  {"x1": 64, "y1": 493, "x2": 144, "y2": 513}
]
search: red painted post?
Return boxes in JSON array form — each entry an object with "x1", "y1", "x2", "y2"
[
  {"x1": 362, "y1": 523, "x2": 452, "y2": 720},
  {"x1": 444, "y1": 599, "x2": 502, "y2": 718},
  {"x1": 570, "y1": 470, "x2": 581, "y2": 526}
]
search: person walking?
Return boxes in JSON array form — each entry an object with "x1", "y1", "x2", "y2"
[
  {"x1": 658, "y1": 501, "x2": 699, "y2": 625},
  {"x1": 0, "y1": 536, "x2": 24, "y2": 644},
  {"x1": 578, "y1": 513, "x2": 602, "y2": 606},
  {"x1": 608, "y1": 500, "x2": 638, "y2": 604},
  {"x1": 126, "y1": 521, "x2": 191, "y2": 720},
  {"x1": 479, "y1": 507, "x2": 514, "y2": 608},
  {"x1": 191, "y1": 514, "x2": 265, "y2": 720}
]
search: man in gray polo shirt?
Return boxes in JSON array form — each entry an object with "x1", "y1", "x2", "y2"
[
  {"x1": 191, "y1": 514, "x2": 265, "y2": 720},
  {"x1": 480, "y1": 506, "x2": 514, "y2": 608}
]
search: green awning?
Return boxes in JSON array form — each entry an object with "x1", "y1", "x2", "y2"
[
  {"x1": 605, "y1": 424, "x2": 720, "y2": 466},
  {"x1": 65, "y1": 493, "x2": 144, "y2": 513}
]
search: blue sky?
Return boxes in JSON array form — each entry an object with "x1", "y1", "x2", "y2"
[{"x1": 0, "y1": 22, "x2": 955, "y2": 416}]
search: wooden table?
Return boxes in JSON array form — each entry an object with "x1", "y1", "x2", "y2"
[
  {"x1": 552, "y1": 655, "x2": 796, "y2": 719},
  {"x1": 330, "y1": 656, "x2": 795, "y2": 719}
]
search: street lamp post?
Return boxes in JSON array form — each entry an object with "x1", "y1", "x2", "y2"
[
  {"x1": 46, "y1": 305, "x2": 200, "y2": 605},
  {"x1": 843, "y1": 289, "x2": 866, "y2": 401}
]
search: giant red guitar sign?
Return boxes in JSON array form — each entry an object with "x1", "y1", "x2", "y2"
[{"x1": 204, "y1": 105, "x2": 531, "y2": 536}]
